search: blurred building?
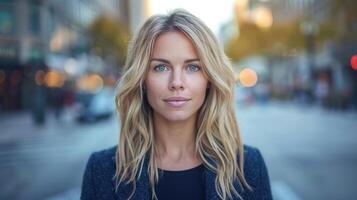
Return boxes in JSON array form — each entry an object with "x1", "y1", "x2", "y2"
[
  {"x1": 0, "y1": 0, "x2": 134, "y2": 112},
  {"x1": 267, "y1": 0, "x2": 357, "y2": 108},
  {"x1": 128, "y1": 0, "x2": 151, "y2": 33},
  {"x1": 267, "y1": 0, "x2": 332, "y2": 24},
  {"x1": 229, "y1": 0, "x2": 357, "y2": 108}
]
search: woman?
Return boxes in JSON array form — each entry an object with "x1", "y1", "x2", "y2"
[{"x1": 81, "y1": 9, "x2": 272, "y2": 200}]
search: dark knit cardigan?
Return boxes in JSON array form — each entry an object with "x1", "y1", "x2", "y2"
[{"x1": 81, "y1": 145, "x2": 272, "y2": 200}]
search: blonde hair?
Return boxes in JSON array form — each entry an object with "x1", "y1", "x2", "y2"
[{"x1": 115, "y1": 9, "x2": 251, "y2": 200}]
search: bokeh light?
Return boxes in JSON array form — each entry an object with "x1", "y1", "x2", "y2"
[
  {"x1": 64, "y1": 58, "x2": 77, "y2": 75},
  {"x1": 239, "y1": 68, "x2": 258, "y2": 87},
  {"x1": 254, "y1": 6, "x2": 273, "y2": 29},
  {"x1": 44, "y1": 70, "x2": 65, "y2": 88},
  {"x1": 351, "y1": 55, "x2": 357, "y2": 70},
  {"x1": 35, "y1": 70, "x2": 45, "y2": 86},
  {"x1": 76, "y1": 74, "x2": 104, "y2": 93}
]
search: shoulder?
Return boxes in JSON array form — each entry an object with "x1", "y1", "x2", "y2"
[
  {"x1": 242, "y1": 144, "x2": 267, "y2": 181},
  {"x1": 242, "y1": 145, "x2": 265, "y2": 184},
  {"x1": 86, "y1": 145, "x2": 117, "y2": 180},
  {"x1": 90, "y1": 145, "x2": 117, "y2": 166},
  {"x1": 240, "y1": 145, "x2": 273, "y2": 199},
  {"x1": 242, "y1": 145, "x2": 264, "y2": 169},
  {"x1": 81, "y1": 146, "x2": 118, "y2": 200}
]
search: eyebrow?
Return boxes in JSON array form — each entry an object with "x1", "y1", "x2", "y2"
[{"x1": 150, "y1": 58, "x2": 200, "y2": 63}]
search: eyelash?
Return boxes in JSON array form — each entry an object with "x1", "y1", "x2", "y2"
[
  {"x1": 153, "y1": 64, "x2": 169, "y2": 72},
  {"x1": 153, "y1": 64, "x2": 201, "y2": 72},
  {"x1": 187, "y1": 64, "x2": 200, "y2": 72}
]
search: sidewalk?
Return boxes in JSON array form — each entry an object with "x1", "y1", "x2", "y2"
[{"x1": 0, "y1": 109, "x2": 77, "y2": 145}]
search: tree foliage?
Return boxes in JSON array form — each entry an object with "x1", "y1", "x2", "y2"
[
  {"x1": 88, "y1": 15, "x2": 129, "y2": 68},
  {"x1": 225, "y1": 21, "x2": 337, "y2": 62}
]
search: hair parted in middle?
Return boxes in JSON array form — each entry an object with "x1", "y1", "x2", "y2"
[{"x1": 115, "y1": 9, "x2": 251, "y2": 200}]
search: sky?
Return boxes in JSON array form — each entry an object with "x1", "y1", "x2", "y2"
[{"x1": 150, "y1": 0, "x2": 235, "y2": 35}]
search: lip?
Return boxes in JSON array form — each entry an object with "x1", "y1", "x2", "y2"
[
  {"x1": 164, "y1": 96, "x2": 190, "y2": 101},
  {"x1": 163, "y1": 96, "x2": 191, "y2": 108}
]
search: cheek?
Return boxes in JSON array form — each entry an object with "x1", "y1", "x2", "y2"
[
  {"x1": 145, "y1": 74, "x2": 168, "y2": 91},
  {"x1": 192, "y1": 79, "x2": 209, "y2": 102},
  {"x1": 145, "y1": 89, "x2": 158, "y2": 111},
  {"x1": 196, "y1": 77, "x2": 209, "y2": 94},
  {"x1": 145, "y1": 79, "x2": 163, "y2": 104}
]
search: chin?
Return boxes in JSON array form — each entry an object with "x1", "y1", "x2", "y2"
[
  {"x1": 159, "y1": 111, "x2": 194, "y2": 122},
  {"x1": 164, "y1": 114, "x2": 190, "y2": 122}
]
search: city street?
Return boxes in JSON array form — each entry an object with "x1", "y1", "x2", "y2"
[
  {"x1": 236, "y1": 102, "x2": 357, "y2": 200},
  {"x1": 0, "y1": 112, "x2": 119, "y2": 200},
  {"x1": 0, "y1": 103, "x2": 356, "y2": 200},
  {"x1": 1, "y1": 0, "x2": 356, "y2": 200}
]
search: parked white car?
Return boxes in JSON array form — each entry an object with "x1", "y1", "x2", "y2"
[{"x1": 75, "y1": 87, "x2": 115, "y2": 122}]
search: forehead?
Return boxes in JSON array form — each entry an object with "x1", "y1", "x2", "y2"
[{"x1": 151, "y1": 31, "x2": 199, "y2": 59}]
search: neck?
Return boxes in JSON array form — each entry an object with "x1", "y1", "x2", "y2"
[{"x1": 153, "y1": 112, "x2": 201, "y2": 168}]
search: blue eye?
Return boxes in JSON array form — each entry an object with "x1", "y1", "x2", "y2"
[
  {"x1": 187, "y1": 64, "x2": 200, "y2": 72},
  {"x1": 154, "y1": 64, "x2": 169, "y2": 72}
]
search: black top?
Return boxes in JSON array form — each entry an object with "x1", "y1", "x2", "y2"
[{"x1": 155, "y1": 164, "x2": 205, "y2": 200}]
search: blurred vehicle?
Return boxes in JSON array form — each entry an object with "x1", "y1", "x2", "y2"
[{"x1": 75, "y1": 87, "x2": 115, "y2": 122}]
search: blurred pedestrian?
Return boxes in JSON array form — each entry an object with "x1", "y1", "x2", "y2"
[
  {"x1": 81, "y1": 9, "x2": 272, "y2": 200},
  {"x1": 314, "y1": 74, "x2": 330, "y2": 107},
  {"x1": 53, "y1": 88, "x2": 64, "y2": 121}
]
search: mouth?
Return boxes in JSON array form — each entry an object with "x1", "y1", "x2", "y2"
[
  {"x1": 163, "y1": 97, "x2": 191, "y2": 108},
  {"x1": 164, "y1": 97, "x2": 191, "y2": 101}
]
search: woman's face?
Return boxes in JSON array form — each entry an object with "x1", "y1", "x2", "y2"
[{"x1": 144, "y1": 31, "x2": 209, "y2": 123}]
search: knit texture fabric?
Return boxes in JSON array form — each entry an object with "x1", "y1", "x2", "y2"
[{"x1": 81, "y1": 145, "x2": 273, "y2": 200}]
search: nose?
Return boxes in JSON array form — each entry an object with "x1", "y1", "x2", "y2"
[{"x1": 168, "y1": 68, "x2": 184, "y2": 91}]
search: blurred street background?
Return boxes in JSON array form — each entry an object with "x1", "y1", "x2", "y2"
[{"x1": 0, "y1": 0, "x2": 356, "y2": 199}]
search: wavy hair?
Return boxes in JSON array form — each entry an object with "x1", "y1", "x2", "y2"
[{"x1": 114, "y1": 9, "x2": 251, "y2": 200}]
